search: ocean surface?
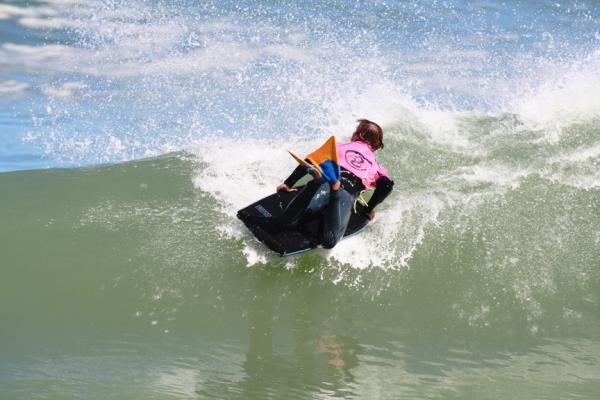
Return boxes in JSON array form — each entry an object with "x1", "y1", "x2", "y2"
[{"x1": 1, "y1": 0, "x2": 599, "y2": 398}]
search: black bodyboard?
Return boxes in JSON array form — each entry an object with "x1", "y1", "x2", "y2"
[{"x1": 237, "y1": 186, "x2": 369, "y2": 256}]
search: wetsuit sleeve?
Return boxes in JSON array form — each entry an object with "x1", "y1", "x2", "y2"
[
  {"x1": 283, "y1": 165, "x2": 309, "y2": 187},
  {"x1": 365, "y1": 176, "x2": 394, "y2": 213}
]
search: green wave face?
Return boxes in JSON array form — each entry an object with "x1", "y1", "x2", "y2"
[{"x1": 1, "y1": 126, "x2": 599, "y2": 398}]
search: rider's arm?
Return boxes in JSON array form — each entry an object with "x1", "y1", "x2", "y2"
[
  {"x1": 283, "y1": 165, "x2": 310, "y2": 188},
  {"x1": 365, "y1": 176, "x2": 394, "y2": 213}
]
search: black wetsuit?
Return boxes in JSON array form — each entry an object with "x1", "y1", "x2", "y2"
[
  {"x1": 283, "y1": 165, "x2": 394, "y2": 214},
  {"x1": 251, "y1": 164, "x2": 393, "y2": 249}
]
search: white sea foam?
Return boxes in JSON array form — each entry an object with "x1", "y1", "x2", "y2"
[
  {"x1": 417, "y1": 110, "x2": 478, "y2": 150},
  {"x1": 41, "y1": 81, "x2": 87, "y2": 98},
  {"x1": 1, "y1": 29, "x2": 316, "y2": 78},
  {"x1": 18, "y1": 16, "x2": 77, "y2": 30},
  {"x1": 0, "y1": 43, "x2": 85, "y2": 70},
  {"x1": 0, "y1": 80, "x2": 30, "y2": 95},
  {"x1": 440, "y1": 164, "x2": 531, "y2": 191},
  {"x1": 0, "y1": 4, "x2": 56, "y2": 18},
  {"x1": 512, "y1": 50, "x2": 600, "y2": 140},
  {"x1": 191, "y1": 137, "x2": 307, "y2": 216},
  {"x1": 543, "y1": 143, "x2": 600, "y2": 189},
  {"x1": 241, "y1": 244, "x2": 270, "y2": 267},
  {"x1": 326, "y1": 82, "x2": 419, "y2": 135},
  {"x1": 327, "y1": 192, "x2": 446, "y2": 269}
]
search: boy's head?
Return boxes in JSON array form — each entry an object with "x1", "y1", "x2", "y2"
[{"x1": 351, "y1": 119, "x2": 384, "y2": 150}]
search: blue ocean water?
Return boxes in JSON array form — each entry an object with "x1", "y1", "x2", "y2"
[{"x1": 1, "y1": 0, "x2": 598, "y2": 171}]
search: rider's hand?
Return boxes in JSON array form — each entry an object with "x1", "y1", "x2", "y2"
[
  {"x1": 365, "y1": 211, "x2": 375, "y2": 221},
  {"x1": 277, "y1": 183, "x2": 297, "y2": 192}
]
